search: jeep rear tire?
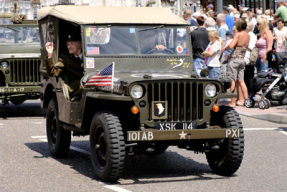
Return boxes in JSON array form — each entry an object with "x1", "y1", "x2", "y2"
[
  {"x1": 90, "y1": 111, "x2": 125, "y2": 182},
  {"x1": 46, "y1": 98, "x2": 71, "y2": 157},
  {"x1": 206, "y1": 106, "x2": 244, "y2": 176}
]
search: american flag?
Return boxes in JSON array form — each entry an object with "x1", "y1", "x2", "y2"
[{"x1": 84, "y1": 63, "x2": 114, "y2": 87}]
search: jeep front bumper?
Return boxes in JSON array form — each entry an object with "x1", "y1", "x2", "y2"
[
  {"x1": 127, "y1": 128, "x2": 241, "y2": 142},
  {"x1": 0, "y1": 86, "x2": 40, "y2": 94}
]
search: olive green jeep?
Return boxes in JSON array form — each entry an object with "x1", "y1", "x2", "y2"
[
  {"x1": 38, "y1": 6, "x2": 244, "y2": 182},
  {"x1": 0, "y1": 14, "x2": 41, "y2": 105}
]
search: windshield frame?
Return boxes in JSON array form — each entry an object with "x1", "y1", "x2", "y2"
[{"x1": 83, "y1": 25, "x2": 191, "y2": 57}]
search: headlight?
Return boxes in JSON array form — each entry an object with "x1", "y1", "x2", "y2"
[
  {"x1": 205, "y1": 84, "x2": 217, "y2": 97},
  {"x1": 131, "y1": 85, "x2": 143, "y2": 99},
  {"x1": 1, "y1": 61, "x2": 8, "y2": 69}
]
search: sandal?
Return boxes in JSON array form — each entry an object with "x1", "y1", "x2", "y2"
[
  {"x1": 227, "y1": 103, "x2": 236, "y2": 107},
  {"x1": 236, "y1": 102, "x2": 245, "y2": 106}
]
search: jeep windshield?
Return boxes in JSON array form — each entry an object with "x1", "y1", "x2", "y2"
[
  {"x1": 0, "y1": 26, "x2": 40, "y2": 45},
  {"x1": 85, "y1": 26, "x2": 189, "y2": 55}
]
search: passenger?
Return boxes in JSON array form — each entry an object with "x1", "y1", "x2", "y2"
[{"x1": 45, "y1": 34, "x2": 84, "y2": 101}]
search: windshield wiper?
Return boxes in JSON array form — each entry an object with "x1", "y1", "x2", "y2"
[{"x1": 138, "y1": 25, "x2": 164, "y2": 32}]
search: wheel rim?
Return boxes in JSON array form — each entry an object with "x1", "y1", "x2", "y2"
[
  {"x1": 245, "y1": 99, "x2": 252, "y2": 107},
  {"x1": 282, "y1": 98, "x2": 287, "y2": 105},
  {"x1": 259, "y1": 101, "x2": 265, "y2": 109},
  {"x1": 95, "y1": 127, "x2": 107, "y2": 168},
  {"x1": 49, "y1": 111, "x2": 57, "y2": 144}
]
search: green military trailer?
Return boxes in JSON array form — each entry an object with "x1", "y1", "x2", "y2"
[
  {"x1": 38, "y1": 6, "x2": 244, "y2": 182},
  {"x1": 0, "y1": 13, "x2": 41, "y2": 105}
]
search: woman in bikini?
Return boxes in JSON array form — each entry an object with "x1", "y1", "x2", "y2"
[{"x1": 225, "y1": 19, "x2": 250, "y2": 107}]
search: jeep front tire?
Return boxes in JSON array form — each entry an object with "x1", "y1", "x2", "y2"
[
  {"x1": 206, "y1": 106, "x2": 244, "y2": 176},
  {"x1": 90, "y1": 111, "x2": 125, "y2": 181}
]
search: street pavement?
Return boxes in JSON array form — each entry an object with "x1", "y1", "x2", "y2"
[
  {"x1": 220, "y1": 95, "x2": 287, "y2": 124},
  {"x1": 0, "y1": 100, "x2": 287, "y2": 192}
]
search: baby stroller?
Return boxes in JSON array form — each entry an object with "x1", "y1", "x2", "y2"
[{"x1": 244, "y1": 50, "x2": 287, "y2": 109}]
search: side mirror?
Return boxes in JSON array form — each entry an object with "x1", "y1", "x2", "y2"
[{"x1": 200, "y1": 68, "x2": 209, "y2": 78}]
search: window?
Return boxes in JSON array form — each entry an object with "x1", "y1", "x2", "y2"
[
  {"x1": 138, "y1": 27, "x2": 189, "y2": 55},
  {"x1": 0, "y1": 26, "x2": 39, "y2": 45},
  {"x1": 85, "y1": 27, "x2": 137, "y2": 55}
]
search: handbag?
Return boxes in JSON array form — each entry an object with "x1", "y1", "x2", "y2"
[{"x1": 249, "y1": 47, "x2": 258, "y2": 66}]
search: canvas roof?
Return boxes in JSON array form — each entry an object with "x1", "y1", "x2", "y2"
[
  {"x1": 0, "y1": 13, "x2": 14, "y2": 18},
  {"x1": 37, "y1": 6, "x2": 188, "y2": 25}
]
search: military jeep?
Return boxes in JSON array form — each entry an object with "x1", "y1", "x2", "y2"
[
  {"x1": 38, "y1": 6, "x2": 244, "y2": 182},
  {"x1": 0, "y1": 14, "x2": 41, "y2": 105}
]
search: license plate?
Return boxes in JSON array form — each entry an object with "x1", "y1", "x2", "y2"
[
  {"x1": 0, "y1": 87, "x2": 25, "y2": 93},
  {"x1": 155, "y1": 121, "x2": 197, "y2": 131}
]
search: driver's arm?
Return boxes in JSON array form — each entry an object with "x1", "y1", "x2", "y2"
[{"x1": 155, "y1": 44, "x2": 166, "y2": 51}]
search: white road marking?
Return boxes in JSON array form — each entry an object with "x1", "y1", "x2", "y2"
[
  {"x1": 243, "y1": 128, "x2": 287, "y2": 136},
  {"x1": 279, "y1": 131, "x2": 287, "y2": 136},
  {"x1": 243, "y1": 128, "x2": 281, "y2": 131},
  {"x1": 104, "y1": 185, "x2": 132, "y2": 192},
  {"x1": 31, "y1": 136, "x2": 130, "y2": 192},
  {"x1": 31, "y1": 136, "x2": 47, "y2": 139}
]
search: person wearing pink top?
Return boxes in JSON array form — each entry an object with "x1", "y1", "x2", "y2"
[{"x1": 255, "y1": 17, "x2": 273, "y2": 72}]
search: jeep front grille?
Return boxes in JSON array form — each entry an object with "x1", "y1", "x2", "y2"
[
  {"x1": 147, "y1": 82, "x2": 203, "y2": 121},
  {"x1": 9, "y1": 59, "x2": 41, "y2": 85}
]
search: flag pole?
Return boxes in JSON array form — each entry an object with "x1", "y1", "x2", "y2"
[{"x1": 111, "y1": 62, "x2": 115, "y2": 94}]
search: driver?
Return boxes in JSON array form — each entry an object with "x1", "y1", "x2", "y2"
[
  {"x1": 139, "y1": 30, "x2": 168, "y2": 54},
  {"x1": 45, "y1": 34, "x2": 84, "y2": 101},
  {"x1": 28, "y1": 29, "x2": 40, "y2": 43}
]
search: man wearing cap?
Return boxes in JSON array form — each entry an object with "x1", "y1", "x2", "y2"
[
  {"x1": 238, "y1": 4, "x2": 244, "y2": 18},
  {"x1": 274, "y1": 1, "x2": 287, "y2": 26},
  {"x1": 45, "y1": 34, "x2": 84, "y2": 101},
  {"x1": 223, "y1": 6, "x2": 234, "y2": 32},
  {"x1": 206, "y1": 4, "x2": 213, "y2": 12}
]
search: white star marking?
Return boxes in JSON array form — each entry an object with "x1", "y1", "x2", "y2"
[{"x1": 179, "y1": 130, "x2": 187, "y2": 139}]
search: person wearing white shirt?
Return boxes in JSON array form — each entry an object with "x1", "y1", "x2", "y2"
[
  {"x1": 248, "y1": 13, "x2": 257, "y2": 31},
  {"x1": 204, "y1": 17, "x2": 217, "y2": 31}
]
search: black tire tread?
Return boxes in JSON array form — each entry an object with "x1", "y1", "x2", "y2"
[
  {"x1": 206, "y1": 106, "x2": 244, "y2": 176},
  {"x1": 90, "y1": 111, "x2": 125, "y2": 181},
  {"x1": 46, "y1": 97, "x2": 71, "y2": 158}
]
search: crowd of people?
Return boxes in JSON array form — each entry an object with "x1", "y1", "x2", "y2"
[{"x1": 186, "y1": 2, "x2": 287, "y2": 107}]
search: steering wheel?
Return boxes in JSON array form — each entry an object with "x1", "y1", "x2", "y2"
[{"x1": 146, "y1": 47, "x2": 175, "y2": 54}]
